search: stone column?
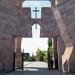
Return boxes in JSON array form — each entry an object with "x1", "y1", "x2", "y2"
[
  {"x1": 0, "y1": 36, "x2": 15, "y2": 72},
  {"x1": 52, "y1": 37, "x2": 58, "y2": 69},
  {"x1": 15, "y1": 37, "x2": 22, "y2": 69}
]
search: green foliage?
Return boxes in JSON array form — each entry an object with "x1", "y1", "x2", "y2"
[
  {"x1": 35, "y1": 37, "x2": 53, "y2": 62},
  {"x1": 48, "y1": 38, "x2": 52, "y2": 47},
  {"x1": 23, "y1": 38, "x2": 53, "y2": 63},
  {"x1": 32, "y1": 54, "x2": 36, "y2": 61},
  {"x1": 36, "y1": 48, "x2": 47, "y2": 62},
  {"x1": 28, "y1": 57, "x2": 33, "y2": 61},
  {"x1": 44, "y1": 53, "x2": 48, "y2": 62},
  {"x1": 48, "y1": 38, "x2": 53, "y2": 58}
]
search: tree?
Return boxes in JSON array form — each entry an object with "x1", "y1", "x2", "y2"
[
  {"x1": 47, "y1": 38, "x2": 53, "y2": 69},
  {"x1": 36, "y1": 48, "x2": 47, "y2": 61},
  {"x1": 32, "y1": 53, "x2": 36, "y2": 61},
  {"x1": 47, "y1": 38, "x2": 53, "y2": 58},
  {"x1": 48, "y1": 38, "x2": 52, "y2": 48}
]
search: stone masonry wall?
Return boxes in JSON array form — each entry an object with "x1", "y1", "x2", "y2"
[
  {"x1": 53, "y1": 0, "x2": 75, "y2": 72},
  {"x1": 0, "y1": 0, "x2": 18, "y2": 71},
  {"x1": 0, "y1": 0, "x2": 75, "y2": 73}
]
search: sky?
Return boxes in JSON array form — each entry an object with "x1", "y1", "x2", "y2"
[
  {"x1": 21, "y1": 38, "x2": 48, "y2": 56},
  {"x1": 21, "y1": 0, "x2": 51, "y2": 56}
]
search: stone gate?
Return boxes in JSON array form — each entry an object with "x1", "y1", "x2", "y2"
[{"x1": 0, "y1": 0, "x2": 75, "y2": 73}]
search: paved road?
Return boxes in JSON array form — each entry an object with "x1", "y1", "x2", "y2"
[
  {"x1": 1, "y1": 62, "x2": 74, "y2": 75},
  {"x1": 24, "y1": 61, "x2": 48, "y2": 68}
]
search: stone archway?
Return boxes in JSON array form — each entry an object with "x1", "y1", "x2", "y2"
[
  {"x1": 14, "y1": 0, "x2": 75, "y2": 73},
  {"x1": 15, "y1": 1, "x2": 60, "y2": 70},
  {"x1": 0, "y1": 0, "x2": 75, "y2": 73}
]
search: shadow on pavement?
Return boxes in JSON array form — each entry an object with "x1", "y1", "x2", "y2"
[{"x1": 0, "y1": 68, "x2": 73, "y2": 75}]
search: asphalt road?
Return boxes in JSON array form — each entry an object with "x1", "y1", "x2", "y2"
[{"x1": 1, "y1": 61, "x2": 74, "y2": 75}]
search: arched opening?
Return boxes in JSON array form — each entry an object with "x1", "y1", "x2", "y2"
[
  {"x1": 21, "y1": 23, "x2": 49, "y2": 70},
  {"x1": 14, "y1": 25, "x2": 58, "y2": 71},
  {"x1": 32, "y1": 23, "x2": 41, "y2": 38},
  {"x1": 14, "y1": 0, "x2": 59, "y2": 72}
]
